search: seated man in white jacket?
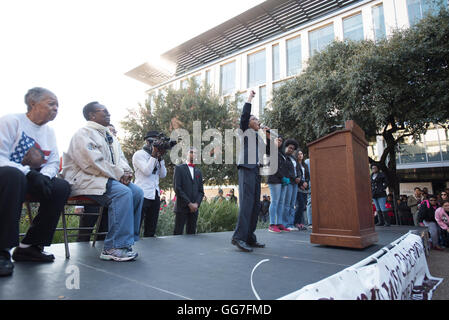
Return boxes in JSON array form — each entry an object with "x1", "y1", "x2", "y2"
[
  {"x1": 61, "y1": 102, "x2": 144, "y2": 262},
  {"x1": 132, "y1": 131, "x2": 167, "y2": 237}
]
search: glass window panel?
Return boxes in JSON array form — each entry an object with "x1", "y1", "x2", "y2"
[
  {"x1": 398, "y1": 135, "x2": 427, "y2": 163},
  {"x1": 425, "y1": 129, "x2": 442, "y2": 161},
  {"x1": 235, "y1": 91, "x2": 246, "y2": 108},
  {"x1": 309, "y1": 24, "x2": 334, "y2": 57},
  {"x1": 220, "y1": 61, "x2": 236, "y2": 96},
  {"x1": 343, "y1": 13, "x2": 364, "y2": 41},
  {"x1": 248, "y1": 50, "x2": 266, "y2": 87},
  {"x1": 272, "y1": 44, "x2": 280, "y2": 81},
  {"x1": 286, "y1": 36, "x2": 302, "y2": 76},
  {"x1": 408, "y1": 0, "x2": 448, "y2": 26},
  {"x1": 372, "y1": 4, "x2": 386, "y2": 41},
  {"x1": 439, "y1": 128, "x2": 449, "y2": 161},
  {"x1": 399, "y1": 143, "x2": 427, "y2": 163},
  {"x1": 407, "y1": 0, "x2": 422, "y2": 26},
  {"x1": 193, "y1": 74, "x2": 201, "y2": 87},
  {"x1": 205, "y1": 70, "x2": 211, "y2": 86},
  {"x1": 426, "y1": 143, "x2": 442, "y2": 161},
  {"x1": 181, "y1": 79, "x2": 188, "y2": 89},
  {"x1": 259, "y1": 86, "x2": 267, "y2": 116}
]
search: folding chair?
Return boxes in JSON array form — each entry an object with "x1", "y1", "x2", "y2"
[{"x1": 21, "y1": 195, "x2": 108, "y2": 259}]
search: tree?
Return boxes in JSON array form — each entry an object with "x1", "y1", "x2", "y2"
[
  {"x1": 120, "y1": 78, "x2": 241, "y2": 190},
  {"x1": 263, "y1": 8, "x2": 449, "y2": 198}
]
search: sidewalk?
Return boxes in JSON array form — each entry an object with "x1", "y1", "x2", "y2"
[{"x1": 426, "y1": 247, "x2": 449, "y2": 299}]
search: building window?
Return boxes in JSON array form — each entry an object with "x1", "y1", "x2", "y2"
[
  {"x1": 372, "y1": 4, "x2": 386, "y2": 41},
  {"x1": 193, "y1": 74, "x2": 201, "y2": 87},
  {"x1": 424, "y1": 129, "x2": 442, "y2": 162},
  {"x1": 235, "y1": 91, "x2": 246, "y2": 112},
  {"x1": 205, "y1": 70, "x2": 211, "y2": 86},
  {"x1": 181, "y1": 79, "x2": 188, "y2": 89},
  {"x1": 440, "y1": 127, "x2": 449, "y2": 161},
  {"x1": 343, "y1": 13, "x2": 364, "y2": 41},
  {"x1": 272, "y1": 44, "x2": 280, "y2": 81},
  {"x1": 407, "y1": 0, "x2": 448, "y2": 26},
  {"x1": 397, "y1": 126, "x2": 449, "y2": 164},
  {"x1": 259, "y1": 86, "x2": 266, "y2": 116},
  {"x1": 247, "y1": 50, "x2": 266, "y2": 88},
  {"x1": 220, "y1": 61, "x2": 236, "y2": 96},
  {"x1": 309, "y1": 24, "x2": 334, "y2": 57},
  {"x1": 286, "y1": 36, "x2": 302, "y2": 76},
  {"x1": 398, "y1": 136, "x2": 427, "y2": 164}
]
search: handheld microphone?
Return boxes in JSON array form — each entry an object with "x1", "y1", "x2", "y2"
[{"x1": 260, "y1": 124, "x2": 279, "y2": 139}]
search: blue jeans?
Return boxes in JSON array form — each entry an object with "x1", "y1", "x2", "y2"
[
  {"x1": 295, "y1": 191, "x2": 307, "y2": 225},
  {"x1": 373, "y1": 196, "x2": 387, "y2": 212},
  {"x1": 268, "y1": 183, "x2": 286, "y2": 225},
  {"x1": 88, "y1": 180, "x2": 144, "y2": 250},
  {"x1": 306, "y1": 192, "x2": 312, "y2": 225},
  {"x1": 284, "y1": 184, "x2": 298, "y2": 228}
]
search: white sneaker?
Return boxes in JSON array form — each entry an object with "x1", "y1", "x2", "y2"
[{"x1": 100, "y1": 248, "x2": 137, "y2": 262}]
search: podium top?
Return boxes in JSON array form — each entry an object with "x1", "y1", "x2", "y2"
[{"x1": 307, "y1": 120, "x2": 368, "y2": 148}]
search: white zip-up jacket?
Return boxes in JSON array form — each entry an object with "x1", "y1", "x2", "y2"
[
  {"x1": 132, "y1": 148, "x2": 167, "y2": 200},
  {"x1": 61, "y1": 121, "x2": 132, "y2": 196}
]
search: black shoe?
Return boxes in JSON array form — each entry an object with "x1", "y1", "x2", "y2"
[
  {"x1": 0, "y1": 251, "x2": 14, "y2": 277},
  {"x1": 248, "y1": 242, "x2": 265, "y2": 248},
  {"x1": 231, "y1": 239, "x2": 253, "y2": 252},
  {"x1": 12, "y1": 246, "x2": 55, "y2": 262}
]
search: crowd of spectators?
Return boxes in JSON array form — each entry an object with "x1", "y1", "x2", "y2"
[{"x1": 370, "y1": 166, "x2": 449, "y2": 251}]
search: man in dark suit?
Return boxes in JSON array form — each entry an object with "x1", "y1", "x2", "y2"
[
  {"x1": 173, "y1": 148, "x2": 204, "y2": 235},
  {"x1": 231, "y1": 90, "x2": 271, "y2": 252}
]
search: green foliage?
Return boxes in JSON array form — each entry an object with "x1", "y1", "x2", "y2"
[
  {"x1": 156, "y1": 200, "x2": 268, "y2": 236},
  {"x1": 156, "y1": 200, "x2": 238, "y2": 235},
  {"x1": 20, "y1": 205, "x2": 83, "y2": 244},
  {"x1": 196, "y1": 200, "x2": 239, "y2": 233},
  {"x1": 120, "y1": 79, "x2": 241, "y2": 188},
  {"x1": 264, "y1": 8, "x2": 449, "y2": 193}
]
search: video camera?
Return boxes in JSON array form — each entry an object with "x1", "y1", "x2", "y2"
[{"x1": 145, "y1": 131, "x2": 177, "y2": 152}]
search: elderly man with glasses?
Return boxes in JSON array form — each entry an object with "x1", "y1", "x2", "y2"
[{"x1": 61, "y1": 102, "x2": 144, "y2": 261}]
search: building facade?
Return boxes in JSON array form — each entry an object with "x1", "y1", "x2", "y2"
[{"x1": 127, "y1": 0, "x2": 449, "y2": 194}]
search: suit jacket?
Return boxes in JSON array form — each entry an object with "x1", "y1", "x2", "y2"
[
  {"x1": 237, "y1": 102, "x2": 270, "y2": 169},
  {"x1": 173, "y1": 164, "x2": 204, "y2": 213}
]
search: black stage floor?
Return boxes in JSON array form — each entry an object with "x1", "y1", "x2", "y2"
[{"x1": 0, "y1": 226, "x2": 424, "y2": 300}]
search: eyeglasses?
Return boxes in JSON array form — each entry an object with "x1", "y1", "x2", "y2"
[
  {"x1": 442, "y1": 193, "x2": 448, "y2": 196},
  {"x1": 95, "y1": 108, "x2": 110, "y2": 115}
]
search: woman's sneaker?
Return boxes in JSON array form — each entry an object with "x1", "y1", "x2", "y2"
[
  {"x1": 278, "y1": 224, "x2": 290, "y2": 232},
  {"x1": 100, "y1": 248, "x2": 137, "y2": 262},
  {"x1": 268, "y1": 225, "x2": 281, "y2": 233}
]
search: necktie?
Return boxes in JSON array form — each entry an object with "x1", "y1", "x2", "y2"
[{"x1": 256, "y1": 134, "x2": 259, "y2": 165}]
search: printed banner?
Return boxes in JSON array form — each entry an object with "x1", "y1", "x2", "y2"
[{"x1": 279, "y1": 233, "x2": 443, "y2": 300}]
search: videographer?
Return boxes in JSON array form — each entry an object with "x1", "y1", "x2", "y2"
[{"x1": 133, "y1": 131, "x2": 168, "y2": 237}]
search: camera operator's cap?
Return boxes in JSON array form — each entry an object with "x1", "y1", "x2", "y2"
[{"x1": 144, "y1": 131, "x2": 159, "y2": 140}]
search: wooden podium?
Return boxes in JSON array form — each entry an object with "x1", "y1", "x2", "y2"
[{"x1": 308, "y1": 120, "x2": 378, "y2": 249}]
